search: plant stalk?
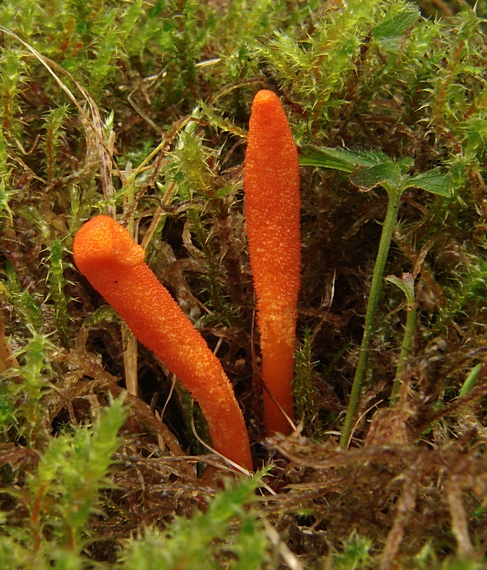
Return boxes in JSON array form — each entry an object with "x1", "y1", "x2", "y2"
[
  {"x1": 390, "y1": 299, "x2": 417, "y2": 405},
  {"x1": 339, "y1": 186, "x2": 403, "y2": 448}
]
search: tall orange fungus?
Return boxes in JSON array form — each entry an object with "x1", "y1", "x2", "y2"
[{"x1": 244, "y1": 90, "x2": 301, "y2": 435}]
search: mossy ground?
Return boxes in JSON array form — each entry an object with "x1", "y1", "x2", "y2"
[{"x1": 1, "y1": 0, "x2": 487, "y2": 568}]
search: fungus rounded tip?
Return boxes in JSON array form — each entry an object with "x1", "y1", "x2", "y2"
[
  {"x1": 73, "y1": 215, "x2": 145, "y2": 273},
  {"x1": 253, "y1": 89, "x2": 278, "y2": 103}
]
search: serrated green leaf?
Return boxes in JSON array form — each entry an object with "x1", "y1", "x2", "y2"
[
  {"x1": 397, "y1": 156, "x2": 415, "y2": 173},
  {"x1": 404, "y1": 169, "x2": 452, "y2": 197},
  {"x1": 300, "y1": 145, "x2": 391, "y2": 172},
  {"x1": 372, "y1": 6, "x2": 419, "y2": 41},
  {"x1": 351, "y1": 163, "x2": 402, "y2": 190}
]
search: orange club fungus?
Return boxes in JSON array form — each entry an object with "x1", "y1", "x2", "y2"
[
  {"x1": 73, "y1": 215, "x2": 252, "y2": 471},
  {"x1": 244, "y1": 90, "x2": 301, "y2": 435}
]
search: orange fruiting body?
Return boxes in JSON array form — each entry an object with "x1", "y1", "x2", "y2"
[
  {"x1": 244, "y1": 90, "x2": 301, "y2": 435},
  {"x1": 73, "y1": 215, "x2": 252, "y2": 471}
]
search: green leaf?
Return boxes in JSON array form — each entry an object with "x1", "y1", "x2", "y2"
[
  {"x1": 397, "y1": 156, "x2": 415, "y2": 173},
  {"x1": 300, "y1": 145, "x2": 391, "y2": 172},
  {"x1": 385, "y1": 273, "x2": 415, "y2": 306},
  {"x1": 404, "y1": 169, "x2": 452, "y2": 197},
  {"x1": 372, "y1": 6, "x2": 419, "y2": 49},
  {"x1": 459, "y1": 363, "x2": 482, "y2": 397},
  {"x1": 351, "y1": 162, "x2": 402, "y2": 190}
]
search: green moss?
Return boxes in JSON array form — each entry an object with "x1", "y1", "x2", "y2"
[{"x1": 121, "y1": 473, "x2": 269, "y2": 569}]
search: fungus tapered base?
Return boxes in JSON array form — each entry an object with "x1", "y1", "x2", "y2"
[{"x1": 261, "y1": 328, "x2": 295, "y2": 435}]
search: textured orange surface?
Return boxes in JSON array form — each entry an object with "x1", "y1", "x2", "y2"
[
  {"x1": 244, "y1": 90, "x2": 301, "y2": 435},
  {"x1": 73, "y1": 215, "x2": 252, "y2": 471}
]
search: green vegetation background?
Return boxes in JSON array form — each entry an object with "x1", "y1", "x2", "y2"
[{"x1": 1, "y1": 0, "x2": 487, "y2": 568}]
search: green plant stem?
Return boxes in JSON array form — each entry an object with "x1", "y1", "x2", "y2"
[
  {"x1": 390, "y1": 301, "x2": 417, "y2": 405},
  {"x1": 339, "y1": 186, "x2": 403, "y2": 448}
]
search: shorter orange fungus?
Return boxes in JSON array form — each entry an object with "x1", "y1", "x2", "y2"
[
  {"x1": 244, "y1": 90, "x2": 301, "y2": 435},
  {"x1": 73, "y1": 215, "x2": 252, "y2": 471}
]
